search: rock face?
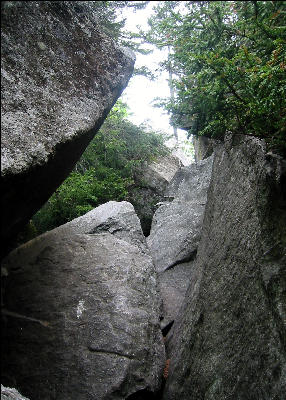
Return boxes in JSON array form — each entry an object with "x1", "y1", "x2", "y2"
[
  {"x1": 193, "y1": 136, "x2": 220, "y2": 162},
  {"x1": 1, "y1": 1, "x2": 135, "y2": 252},
  {"x1": 128, "y1": 154, "x2": 181, "y2": 236},
  {"x1": 1, "y1": 386, "x2": 30, "y2": 400},
  {"x1": 139, "y1": 155, "x2": 182, "y2": 192},
  {"x1": 163, "y1": 135, "x2": 286, "y2": 399},
  {"x1": 147, "y1": 156, "x2": 213, "y2": 333},
  {"x1": 158, "y1": 260, "x2": 195, "y2": 336},
  {"x1": 1, "y1": 201, "x2": 165, "y2": 400},
  {"x1": 148, "y1": 156, "x2": 213, "y2": 273}
]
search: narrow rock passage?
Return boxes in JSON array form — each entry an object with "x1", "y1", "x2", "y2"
[{"x1": 147, "y1": 156, "x2": 213, "y2": 343}]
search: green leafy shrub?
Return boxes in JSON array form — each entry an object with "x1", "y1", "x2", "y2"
[
  {"x1": 143, "y1": 1, "x2": 286, "y2": 155},
  {"x1": 33, "y1": 100, "x2": 169, "y2": 234}
]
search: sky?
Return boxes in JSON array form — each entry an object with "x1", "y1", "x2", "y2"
[{"x1": 119, "y1": 2, "x2": 193, "y2": 162}]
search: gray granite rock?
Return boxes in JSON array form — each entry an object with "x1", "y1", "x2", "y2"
[
  {"x1": 129, "y1": 154, "x2": 181, "y2": 236},
  {"x1": 1, "y1": 201, "x2": 165, "y2": 400},
  {"x1": 59, "y1": 200, "x2": 147, "y2": 252},
  {"x1": 193, "y1": 136, "x2": 220, "y2": 162},
  {"x1": 163, "y1": 135, "x2": 286, "y2": 400},
  {"x1": 1, "y1": 385, "x2": 30, "y2": 400},
  {"x1": 147, "y1": 156, "x2": 213, "y2": 340},
  {"x1": 158, "y1": 261, "x2": 195, "y2": 334},
  {"x1": 139, "y1": 155, "x2": 182, "y2": 194},
  {"x1": 147, "y1": 155, "x2": 213, "y2": 273},
  {"x1": 1, "y1": 1, "x2": 135, "y2": 250}
]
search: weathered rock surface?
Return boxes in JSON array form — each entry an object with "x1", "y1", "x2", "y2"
[
  {"x1": 163, "y1": 135, "x2": 286, "y2": 399},
  {"x1": 1, "y1": 385, "x2": 30, "y2": 400},
  {"x1": 158, "y1": 260, "x2": 195, "y2": 334},
  {"x1": 147, "y1": 155, "x2": 213, "y2": 272},
  {"x1": 139, "y1": 155, "x2": 182, "y2": 193},
  {"x1": 1, "y1": 201, "x2": 165, "y2": 400},
  {"x1": 128, "y1": 154, "x2": 181, "y2": 235},
  {"x1": 147, "y1": 156, "x2": 213, "y2": 336},
  {"x1": 171, "y1": 148, "x2": 192, "y2": 167},
  {"x1": 1, "y1": 1, "x2": 135, "y2": 252},
  {"x1": 193, "y1": 136, "x2": 220, "y2": 162}
]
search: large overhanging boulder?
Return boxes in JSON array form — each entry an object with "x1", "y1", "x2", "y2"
[{"x1": 1, "y1": 1, "x2": 135, "y2": 252}]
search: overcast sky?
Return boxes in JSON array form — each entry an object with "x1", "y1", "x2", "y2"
[{"x1": 121, "y1": 2, "x2": 190, "y2": 151}]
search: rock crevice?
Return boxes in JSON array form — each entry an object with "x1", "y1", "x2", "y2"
[
  {"x1": 2, "y1": 135, "x2": 286, "y2": 400},
  {"x1": 1, "y1": 3, "x2": 286, "y2": 397}
]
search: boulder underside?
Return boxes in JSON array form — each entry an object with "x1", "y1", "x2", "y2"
[{"x1": 1, "y1": 1, "x2": 135, "y2": 252}]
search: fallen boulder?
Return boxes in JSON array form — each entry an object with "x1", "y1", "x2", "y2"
[
  {"x1": 128, "y1": 154, "x2": 181, "y2": 236},
  {"x1": 147, "y1": 156, "x2": 213, "y2": 335},
  {"x1": 163, "y1": 135, "x2": 286, "y2": 399},
  {"x1": 1, "y1": 201, "x2": 165, "y2": 400},
  {"x1": 158, "y1": 260, "x2": 195, "y2": 335},
  {"x1": 147, "y1": 155, "x2": 213, "y2": 273},
  {"x1": 1, "y1": 1, "x2": 135, "y2": 253}
]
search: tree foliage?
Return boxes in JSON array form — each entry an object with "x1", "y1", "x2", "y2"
[
  {"x1": 143, "y1": 1, "x2": 286, "y2": 155},
  {"x1": 78, "y1": 1, "x2": 151, "y2": 53},
  {"x1": 32, "y1": 100, "x2": 169, "y2": 234}
]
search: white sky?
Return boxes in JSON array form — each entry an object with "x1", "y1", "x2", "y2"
[{"x1": 120, "y1": 1, "x2": 192, "y2": 159}]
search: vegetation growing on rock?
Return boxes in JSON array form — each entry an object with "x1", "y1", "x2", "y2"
[
  {"x1": 32, "y1": 100, "x2": 169, "y2": 234},
  {"x1": 142, "y1": 1, "x2": 286, "y2": 155}
]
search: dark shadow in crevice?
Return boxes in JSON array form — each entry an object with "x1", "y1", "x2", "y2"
[
  {"x1": 161, "y1": 320, "x2": 174, "y2": 337},
  {"x1": 126, "y1": 388, "x2": 159, "y2": 400},
  {"x1": 165, "y1": 249, "x2": 197, "y2": 272}
]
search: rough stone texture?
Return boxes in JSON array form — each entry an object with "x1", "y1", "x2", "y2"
[
  {"x1": 127, "y1": 185, "x2": 163, "y2": 237},
  {"x1": 61, "y1": 200, "x2": 148, "y2": 252},
  {"x1": 1, "y1": 385, "x2": 30, "y2": 400},
  {"x1": 158, "y1": 261, "x2": 195, "y2": 334},
  {"x1": 163, "y1": 135, "x2": 286, "y2": 400},
  {"x1": 1, "y1": 1, "x2": 135, "y2": 251},
  {"x1": 139, "y1": 155, "x2": 182, "y2": 193},
  {"x1": 147, "y1": 155, "x2": 213, "y2": 273},
  {"x1": 128, "y1": 154, "x2": 181, "y2": 236},
  {"x1": 1, "y1": 201, "x2": 165, "y2": 400},
  {"x1": 171, "y1": 148, "x2": 192, "y2": 167},
  {"x1": 146, "y1": 156, "x2": 213, "y2": 338},
  {"x1": 193, "y1": 136, "x2": 220, "y2": 162}
]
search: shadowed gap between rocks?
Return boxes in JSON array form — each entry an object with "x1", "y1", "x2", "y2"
[
  {"x1": 126, "y1": 388, "x2": 164, "y2": 400},
  {"x1": 1, "y1": 117, "x2": 108, "y2": 260},
  {"x1": 164, "y1": 249, "x2": 197, "y2": 272},
  {"x1": 161, "y1": 320, "x2": 174, "y2": 337}
]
